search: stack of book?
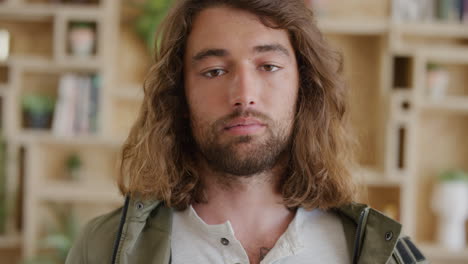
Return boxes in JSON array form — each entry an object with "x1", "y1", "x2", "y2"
[
  {"x1": 393, "y1": 0, "x2": 468, "y2": 23},
  {"x1": 52, "y1": 73, "x2": 100, "y2": 137}
]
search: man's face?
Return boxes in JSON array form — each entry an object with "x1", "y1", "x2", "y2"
[{"x1": 184, "y1": 6, "x2": 299, "y2": 176}]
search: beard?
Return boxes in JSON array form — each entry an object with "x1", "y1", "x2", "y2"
[{"x1": 191, "y1": 109, "x2": 293, "y2": 177}]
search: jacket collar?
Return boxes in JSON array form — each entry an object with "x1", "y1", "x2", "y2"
[{"x1": 335, "y1": 202, "x2": 402, "y2": 264}]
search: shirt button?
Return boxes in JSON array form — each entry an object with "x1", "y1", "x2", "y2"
[
  {"x1": 220, "y1": 237, "x2": 230, "y2": 246},
  {"x1": 136, "y1": 202, "x2": 144, "y2": 210},
  {"x1": 385, "y1": 231, "x2": 393, "y2": 241}
]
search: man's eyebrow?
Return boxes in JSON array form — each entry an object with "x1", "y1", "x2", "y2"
[
  {"x1": 254, "y1": 44, "x2": 290, "y2": 57},
  {"x1": 192, "y1": 49, "x2": 229, "y2": 64},
  {"x1": 191, "y1": 44, "x2": 290, "y2": 64}
]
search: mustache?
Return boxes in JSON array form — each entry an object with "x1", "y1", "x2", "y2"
[{"x1": 213, "y1": 109, "x2": 273, "y2": 131}]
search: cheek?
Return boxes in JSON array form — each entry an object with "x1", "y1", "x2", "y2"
[
  {"x1": 186, "y1": 88, "x2": 224, "y2": 137},
  {"x1": 283, "y1": 69, "x2": 299, "y2": 113},
  {"x1": 188, "y1": 108, "x2": 209, "y2": 143},
  {"x1": 267, "y1": 71, "x2": 299, "y2": 114},
  {"x1": 187, "y1": 91, "x2": 223, "y2": 123},
  {"x1": 186, "y1": 76, "x2": 229, "y2": 121}
]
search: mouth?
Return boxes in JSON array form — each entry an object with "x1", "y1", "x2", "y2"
[
  {"x1": 223, "y1": 118, "x2": 266, "y2": 135},
  {"x1": 224, "y1": 118, "x2": 264, "y2": 129}
]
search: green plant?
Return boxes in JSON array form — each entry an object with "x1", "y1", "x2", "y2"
[
  {"x1": 23, "y1": 204, "x2": 78, "y2": 264},
  {"x1": 438, "y1": 169, "x2": 468, "y2": 182},
  {"x1": 21, "y1": 94, "x2": 55, "y2": 115},
  {"x1": 69, "y1": 21, "x2": 94, "y2": 29},
  {"x1": 66, "y1": 153, "x2": 82, "y2": 171},
  {"x1": 128, "y1": 0, "x2": 173, "y2": 53},
  {"x1": 427, "y1": 63, "x2": 444, "y2": 71}
]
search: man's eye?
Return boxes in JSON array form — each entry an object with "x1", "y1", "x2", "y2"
[
  {"x1": 202, "y1": 69, "x2": 226, "y2": 78},
  {"x1": 261, "y1": 64, "x2": 281, "y2": 72}
]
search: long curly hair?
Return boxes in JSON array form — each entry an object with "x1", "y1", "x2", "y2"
[{"x1": 118, "y1": 0, "x2": 358, "y2": 210}]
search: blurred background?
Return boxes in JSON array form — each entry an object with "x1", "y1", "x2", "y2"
[{"x1": 0, "y1": 0, "x2": 468, "y2": 263}]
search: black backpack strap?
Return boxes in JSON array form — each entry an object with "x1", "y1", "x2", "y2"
[
  {"x1": 392, "y1": 236, "x2": 428, "y2": 264},
  {"x1": 111, "y1": 195, "x2": 131, "y2": 264}
]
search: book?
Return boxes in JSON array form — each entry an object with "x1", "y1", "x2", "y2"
[
  {"x1": 53, "y1": 73, "x2": 76, "y2": 136},
  {"x1": 420, "y1": 0, "x2": 436, "y2": 22},
  {"x1": 437, "y1": 0, "x2": 462, "y2": 22},
  {"x1": 393, "y1": 0, "x2": 433, "y2": 22},
  {"x1": 89, "y1": 75, "x2": 100, "y2": 134},
  {"x1": 463, "y1": 0, "x2": 468, "y2": 22},
  {"x1": 53, "y1": 73, "x2": 100, "y2": 137},
  {"x1": 74, "y1": 75, "x2": 89, "y2": 134}
]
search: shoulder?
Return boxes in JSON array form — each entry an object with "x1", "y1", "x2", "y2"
[
  {"x1": 65, "y1": 207, "x2": 123, "y2": 264},
  {"x1": 333, "y1": 202, "x2": 428, "y2": 264},
  {"x1": 297, "y1": 207, "x2": 345, "y2": 236}
]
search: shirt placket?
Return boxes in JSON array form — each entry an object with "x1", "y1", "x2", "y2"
[{"x1": 219, "y1": 227, "x2": 250, "y2": 264}]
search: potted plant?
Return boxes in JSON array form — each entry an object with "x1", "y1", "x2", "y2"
[
  {"x1": 21, "y1": 93, "x2": 55, "y2": 129},
  {"x1": 431, "y1": 169, "x2": 468, "y2": 251},
  {"x1": 66, "y1": 153, "x2": 82, "y2": 181},
  {"x1": 68, "y1": 21, "x2": 96, "y2": 57}
]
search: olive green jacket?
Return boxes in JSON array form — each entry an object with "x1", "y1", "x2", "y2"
[{"x1": 65, "y1": 198, "x2": 428, "y2": 264}]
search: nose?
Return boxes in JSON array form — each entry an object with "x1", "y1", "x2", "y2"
[{"x1": 229, "y1": 65, "x2": 259, "y2": 109}]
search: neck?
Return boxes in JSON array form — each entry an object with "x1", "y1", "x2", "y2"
[
  {"x1": 192, "y1": 159, "x2": 296, "y2": 252},
  {"x1": 195, "y1": 172, "x2": 285, "y2": 221},
  {"x1": 193, "y1": 157, "x2": 291, "y2": 221}
]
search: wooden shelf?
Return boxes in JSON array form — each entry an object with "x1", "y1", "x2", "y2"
[
  {"x1": 36, "y1": 181, "x2": 122, "y2": 204},
  {"x1": 1, "y1": 0, "x2": 120, "y2": 258},
  {"x1": 9, "y1": 55, "x2": 101, "y2": 72},
  {"x1": 419, "y1": 243, "x2": 468, "y2": 262},
  {"x1": 420, "y1": 96, "x2": 468, "y2": 114},
  {"x1": 393, "y1": 22, "x2": 468, "y2": 38},
  {"x1": 16, "y1": 130, "x2": 122, "y2": 147},
  {"x1": 317, "y1": 18, "x2": 389, "y2": 35},
  {"x1": 422, "y1": 47, "x2": 468, "y2": 64},
  {"x1": 0, "y1": 5, "x2": 102, "y2": 20}
]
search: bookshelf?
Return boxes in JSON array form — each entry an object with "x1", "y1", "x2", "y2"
[
  {"x1": 0, "y1": 0, "x2": 467, "y2": 263},
  {"x1": 0, "y1": 0, "x2": 123, "y2": 262},
  {"x1": 313, "y1": 1, "x2": 468, "y2": 264}
]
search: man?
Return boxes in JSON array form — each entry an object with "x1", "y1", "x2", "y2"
[{"x1": 66, "y1": 0, "x2": 427, "y2": 263}]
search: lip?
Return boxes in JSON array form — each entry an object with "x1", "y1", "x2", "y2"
[
  {"x1": 224, "y1": 118, "x2": 265, "y2": 129},
  {"x1": 223, "y1": 118, "x2": 266, "y2": 135}
]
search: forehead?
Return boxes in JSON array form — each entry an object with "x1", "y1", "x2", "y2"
[{"x1": 185, "y1": 6, "x2": 293, "y2": 56}]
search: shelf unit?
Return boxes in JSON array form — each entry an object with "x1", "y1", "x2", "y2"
[
  {"x1": 0, "y1": 0, "x2": 467, "y2": 263},
  {"x1": 0, "y1": 0, "x2": 123, "y2": 262},
  {"x1": 314, "y1": 1, "x2": 468, "y2": 263}
]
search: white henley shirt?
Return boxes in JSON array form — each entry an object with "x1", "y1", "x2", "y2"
[{"x1": 171, "y1": 205, "x2": 350, "y2": 264}]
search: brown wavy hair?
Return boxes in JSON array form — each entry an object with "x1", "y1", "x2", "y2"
[{"x1": 118, "y1": 0, "x2": 358, "y2": 210}]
